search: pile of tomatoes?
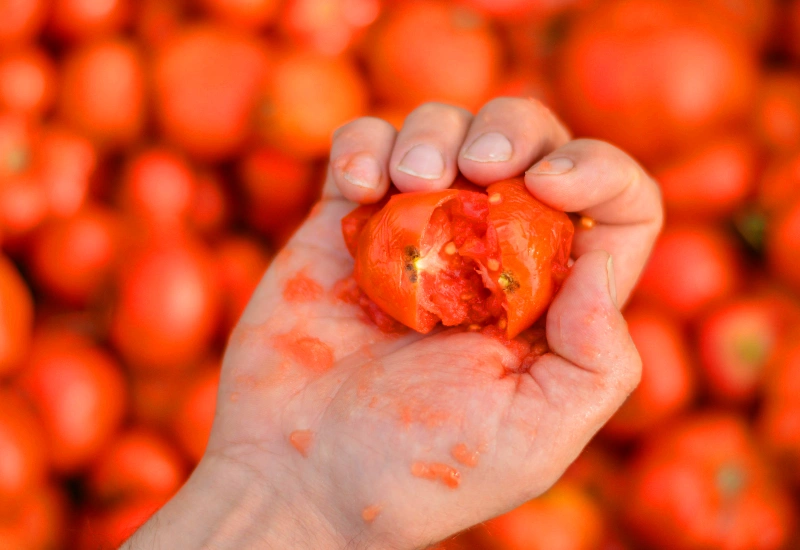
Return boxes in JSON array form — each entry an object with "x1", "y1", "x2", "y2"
[{"x1": 2, "y1": 0, "x2": 800, "y2": 548}]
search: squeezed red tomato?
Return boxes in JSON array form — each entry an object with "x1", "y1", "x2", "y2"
[{"x1": 342, "y1": 177, "x2": 573, "y2": 338}]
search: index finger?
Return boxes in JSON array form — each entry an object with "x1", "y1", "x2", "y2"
[{"x1": 524, "y1": 139, "x2": 664, "y2": 305}]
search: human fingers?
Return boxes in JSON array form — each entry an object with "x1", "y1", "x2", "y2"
[
  {"x1": 388, "y1": 102, "x2": 473, "y2": 192},
  {"x1": 524, "y1": 139, "x2": 663, "y2": 305},
  {"x1": 458, "y1": 97, "x2": 571, "y2": 185},
  {"x1": 327, "y1": 116, "x2": 397, "y2": 203}
]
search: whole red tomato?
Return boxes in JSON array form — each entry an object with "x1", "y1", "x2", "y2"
[
  {"x1": 342, "y1": 178, "x2": 573, "y2": 337},
  {"x1": 603, "y1": 303, "x2": 695, "y2": 440},
  {"x1": 171, "y1": 363, "x2": 219, "y2": 463},
  {"x1": 623, "y1": 413, "x2": 796, "y2": 550},
  {"x1": 30, "y1": 203, "x2": 122, "y2": 305},
  {"x1": 474, "y1": 481, "x2": 606, "y2": 550},
  {"x1": 18, "y1": 330, "x2": 128, "y2": 474},
  {"x1": 87, "y1": 427, "x2": 186, "y2": 504},
  {"x1": 110, "y1": 237, "x2": 220, "y2": 372},
  {"x1": 59, "y1": 38, "x2": 146, "y2": 149},
  {"x1": 0, "y1": 47, "x2": 57, "y2": 116},
  {"x1": 0, "y1": 389, "x2": 47, "y2": 516},
  {"x1": 554, "y1": 0, "x2": 758, "y2": 165},
  {"x1": 0, "y1": 254, "x2": 34, "y2": 376},
  {"x1": 0, "y1": 484, "x2": 65, "y2": 550},
  {"x1": 153, "y1": 24, "x2": 270, "y2": 161}
]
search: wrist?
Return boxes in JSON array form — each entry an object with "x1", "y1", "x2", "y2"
[{"x1": 122, "y1": 452, "x2": 346, "y2": 550}]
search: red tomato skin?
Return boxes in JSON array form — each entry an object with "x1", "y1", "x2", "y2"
[
  {"x1": 172, "y1": 365, "x2": 220, "y2": 463},
  {"x1": 766, "y1": 199, "x2": 800, "y2": 294},
  {"x1": 88, "y1": 428, "x2": 186, "y2": 504},
  {"x1": 0, "y1": 47, "x2": 57, "y2": 116},
  {"x1": 18, "y1": 331, "x2": 128, "y2": 474},
  {"x1": 0, "y1": 483, "x2": 66, "y2": 550},
  {"x1": 353, "y1": 189, "x2": 460, "y2": 332},
  {"x1": 487, "y1": 179, "x2": 573, "y2": 337},
  {"x1": 0, "y1": 254, "x2": 34, "y2": 376},
  {"x1": 0, "y1": 390, "x2": 47, "y2": 516}
]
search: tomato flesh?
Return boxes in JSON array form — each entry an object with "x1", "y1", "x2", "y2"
[{"x1": 343, "y1": 177, "x2": 574, "y2": 337}]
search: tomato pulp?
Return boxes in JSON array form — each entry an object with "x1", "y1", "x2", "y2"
[{"x1": 342, "y1": 178, "x2": 573, "y2": 338}]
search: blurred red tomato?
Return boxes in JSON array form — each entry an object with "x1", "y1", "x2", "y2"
[
  {"x1": 698, "y1": 0, "x2": 776, "y2": 48},
  {"x1": 0, "y1": 484, "x2": 66, "y2": 550},
  {"x1": 35, "y1": 124, "x2": 96, "y2": 218},
  {"x1": 110, "y1": 238, "x2": 220, "y2": 372},
  {"x1": 135, "y1": 0, "x2": 186, "y2": 50},
  {"x1": 364, "y1": 1, "x2": 501, "y2": 111},
  {"x1": 603, "y1": 304, "x2": 695, "y2": 440},
  {"x1": 119, "y1": 147, "x2": 196, "y2": 229},
  {"x1": 457, "y1": 0, "x2": 586, "y2": 19},
  {"x1": 0, "y1": 0, "x2": 47, "y2": 47},
  {"x1": 189, "y1": 170, "x2": 232, "y2": 237},
  {"x1": 280, "y1": 0, "x2": 381, "y2": 55},
  {"x1": 754, "y1": 72, "x2": 800, "y2": 152},
  {"x1": 623, "y1": 413, "x2": 795, "y2": 550},
  {"x1": 88, "y1": 427, "x2": 186, "y2": 504},
  {"x1": 653, "y1": 134, "x2": 760, "y2": 220},
  {"x1": 30, "y1": 204, "x2": 122, "y2": 305},
  {"x1": 562, "y1": 442, "x2": 626, "y2": 513},
  {"x1": 200, "y1": 0, "x2": 280, "y2": 29},
  {"x1": 153, "y1": 24, "x2": 269, "y2": 161},
  {"x1": 129, "y1": 369, "x2": 195, "y2": 428},
  {"x1": 697, "y1": 296, "x2": 784, "y2": 403},
  {"x1": 554, "y1": 0, "x2": 758, "y2": 165},
  {"x1": 59, "y1": 38, "x2": 146, "y2": 149},
  {"x1": 77, "y1": 497, "x2": 163, "y2": 550},
  {"x1": 0, "y1": 389, "x2": 47, "y2": 516},
  {"x1": 171, "y1": 364, "x2": 219, "y2": 463},
  {"x1": 758, "y1": 394, "x2": 800, "y2": 488},
  {"x1": 238, "y1": 146, "x2": 316, "y2": 240},
  {"x1": 0, "y1": 171, "x2": 48, "y2": 240},
  {"x1": 48, "y1": 0, "x2": 131, "y2": 41},
  {"x1": 215, "y1": 234, "x2": 271, "y2": 333},
  {"x1": 18, "y1": 330, "x2": 128, "y2": 474},
  {"x1": 257, "y1": 50, "x2": 367, "y2": 158},
  {"x1": 0, "y1": 110, "x2": 33, "y2": 180},
  {"x1": 476, "y1": 481, "x2": 606, "y2": 550},
  {"x1": 636, "y1": 224, "x2": 744, "y2": 320},
  {"x1": 766, "y1": 199, "x2": 800, "y2": 294},
  {"x1": 757, "y1": 152, "x2": 800, "y2": 214},
  {"x1": 0, "y1": 255, "x2": 34, "y2": 376},
  {"x1": 0, "y1": 48, "x2": 56, "y2": 117}
]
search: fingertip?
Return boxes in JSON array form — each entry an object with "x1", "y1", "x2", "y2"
[{"x1": 332, "y1": 152, "x2": 389, "y2": 203}]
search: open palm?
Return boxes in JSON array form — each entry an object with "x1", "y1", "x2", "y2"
[{"x1": 130, "y1": 98, "x2": 662, "y2": 550}]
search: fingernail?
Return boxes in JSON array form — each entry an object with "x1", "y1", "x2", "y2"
[
  {"x1": 462, "y1": 132, "x2": 513, "y2": 163},
  {"x1": 528, "y1": 157, "x2": 574, "y2": 175},
  {"x1": 342, "y1": 153, "x2": 381, "y2": 189},
  {"x1": 607, "y1": 255, "x2": 618, "y2": 308},
  {"x1": 397, "y1": 145, "x2": 445, "y2": 179}
]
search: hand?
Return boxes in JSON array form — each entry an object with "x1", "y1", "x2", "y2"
[{"x1": 125, "y1": 98, "x2": 663, "y2": 550}]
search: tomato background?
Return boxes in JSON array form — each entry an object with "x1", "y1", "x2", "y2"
[{"x1": 2, "y1": 0, "x2": 800, "y2": 548}]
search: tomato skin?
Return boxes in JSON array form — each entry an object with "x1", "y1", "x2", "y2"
[
  {"x1": 76, "y1": 496, "x2": 165, "y2": 550},
  {"x1": 30, "y1": 204, "x2": 122, "y2": 305},
  {"x1": 603, "y1": 304, "x2": 695, "y2": 440},
  {"x1": 153, "y1": 24, "x2": 270, "y2": 161},
  {"x1": 487, "y1": 179, "x2": 573, "y2": 337},
  {"x1": 0, "y1": 0, "x2": 47, "y2": 47},
  {"x1": 0, "y1": 484, "x2": 66, "y2": 550},
  {"x1": 87, "y1": 428, "x2": 186, "y2": 504},
  {"x1": 171, "y1": 364, "x2": 219, "y2": 464},
  {"x1": 18, "y1": 330, "x2": 128, "y2": 474},
  {"x1": 766, "y1": 199, "x2": 800, "y2": 294},
  {"x1": 554, "y1": 0, "x2": 758, "y2": 165},
  {"x1": 214, "y1": 235, "x2": 272, "y2": 335},
  {"x1": 0, "y1": 47, "x2": 57, "y2": 116},
  {"x1": 475, "y1": 481, "x2": 605, "y2": 550},
  {"x1": 110, "y1": 237, "x2": 220, "y2": 372},
  {"x1": 0, "y1": 389, "x2": 47, "y2": 516},
  {"x1": 59, "y1": 38, "x2": 146, "y2": 149},
  {"x1": 48, "y1": 0, "x2": 131, "y2": 42},
  {"x1": 0, "y1": 254, "x2": 34, "y2": 376},
  {"x1": 623, "y1": 413, "x2": 795, "y2": 550},
  {"x1": 200, "y1": 0, "x2": 280, "y2": 29},
  {"x1": 353, "y1": 189, "x2": 461, "y2": 332},
  {"x1": 346, "y1": 178, "x2": 572, "y2": 337}
]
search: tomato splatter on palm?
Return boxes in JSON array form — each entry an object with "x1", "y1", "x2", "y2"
[
  {"x1": 289, "y1": 429, "x2": 313, "y2": 457},
  {"x1": 451, "y1": 443, "x2": 479, "y2": 467},
  {"x1": 274, "y1": 333, "x2": 334, "y2": 372},
  {"x1": 342, "y1": 177, "x2": 573, "y2": 338},
  {"x1": 361, "y1": 504, "x2": 382, "y2": 523},
  {"x1": 410, "y1": 462, "x2": 461, "y2": 488},
  {"x1": 282, "y1": 270, "x2": 323, "y2": 302}
]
